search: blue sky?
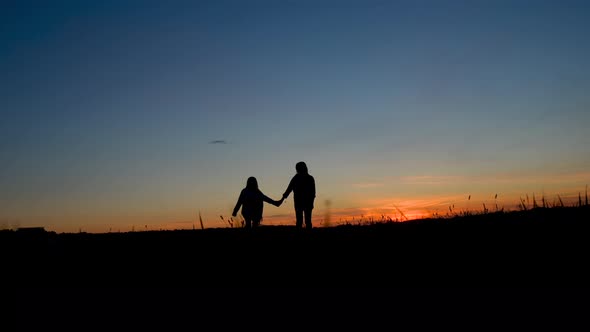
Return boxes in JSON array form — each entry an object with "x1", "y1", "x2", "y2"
[{"x1": 2, "y1": 0, "x2": 589, "y2": 232}]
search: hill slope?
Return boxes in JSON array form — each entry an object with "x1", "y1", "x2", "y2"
[{"x1": 4, "y1": 206, "x2": 589, "y2": 287}]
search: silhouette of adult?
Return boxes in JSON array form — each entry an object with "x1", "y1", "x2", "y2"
[
  {"x1": 233, "y1": 177, "x2": 283, "y2": 228},
  {"x1": 283, "y1": 161, "x2": 316, "y2": 229}
]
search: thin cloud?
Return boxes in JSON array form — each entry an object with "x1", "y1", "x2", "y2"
[
  {"x1": 400, "y1": 172, "x2": 590, "y2": 186},
  {"x1": 209, "y1": 140, "x2": 228, "y2": 144},
  {"x1": 400, "y1": 175, "x2": 464, "y2": 185},
  {"x1": 352, "y1": 182, "x2": 385, "y2": 189}
]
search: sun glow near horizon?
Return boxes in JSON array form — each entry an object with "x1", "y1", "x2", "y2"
[{"x1": 26, "y1": 182, "x2": 588, "y2": 234}]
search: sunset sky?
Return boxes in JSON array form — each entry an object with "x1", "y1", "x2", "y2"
[{"x1": 2, "y1": 0, "x2": 589, "y2": 233}]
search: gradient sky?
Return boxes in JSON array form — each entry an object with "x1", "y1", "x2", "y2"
[{"x1": 2, "y1": 0, "x2": 590, "y2": 233}]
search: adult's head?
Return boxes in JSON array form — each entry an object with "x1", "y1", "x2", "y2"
[
  {"x1": 296, "y1": 161, "x2": 308, "y2": 174},
  {"x1": 246, "y1": 176, "x2": 258, "y2": 190}
]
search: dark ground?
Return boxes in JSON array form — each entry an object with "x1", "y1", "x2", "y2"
[{"x1": 3, "y1": 206, "x2": 590, "y2": 288}]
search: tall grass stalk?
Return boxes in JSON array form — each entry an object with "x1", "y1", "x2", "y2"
[
  {"x1": 519, "y1": 197, "x2": 527, "y2": 211},
  {"x1": 494, "y1": 194, "x2": 500, "y2": 212},
  {"x1": 542, "y1": 194, "x2": 547, "y2": 208},
  {"x1": 557, "y1": 195, "x2": 564, "y2": 208},
  {"x1": 393, "y1": 206, "x2": 408, "y2": 221}
]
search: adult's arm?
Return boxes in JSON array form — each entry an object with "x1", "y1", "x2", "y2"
[
  {"x1": 283, "y1": 176, "x2": 295, "y2": 199},
  {"x1": 262, "y1": 194, "x2": 282, "y2": 207}
]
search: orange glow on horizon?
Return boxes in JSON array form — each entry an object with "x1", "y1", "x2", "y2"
[{"x1": 38, "y1": 185, "x2": 589, "y2": 233}]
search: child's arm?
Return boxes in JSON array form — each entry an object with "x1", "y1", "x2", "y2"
[{"x1": 232, "y1": 191, "x2": 244, "y2": 217}]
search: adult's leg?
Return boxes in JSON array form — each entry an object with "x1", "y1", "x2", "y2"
[
  {"x1": 253, "y1": 218, "x2": 261, "y2": 228},
  {"x1": 304, "y1": 208, "x2": 313, "y2": 229},
  {"x1": 244, "y1": 218, "x2": 252, "y2": 229},
  {"x1": 295, "y1": 209, "x2": 303, "y2": 228}
]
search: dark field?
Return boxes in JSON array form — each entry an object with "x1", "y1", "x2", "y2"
[{"x1": 4, "y1": 206, "x2": 590, "y2": 288}]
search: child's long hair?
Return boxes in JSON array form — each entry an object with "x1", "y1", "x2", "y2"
[{"x1": 246, "y1": 176, "x2": 258, "y2": 190}]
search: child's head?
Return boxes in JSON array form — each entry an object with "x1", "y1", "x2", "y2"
[
  {"x1": 296, "y1": 161, "x2": 308, "y2": 174},
  {"x1": 246, "y1": 176, "x2": 258, "y2": 190}
]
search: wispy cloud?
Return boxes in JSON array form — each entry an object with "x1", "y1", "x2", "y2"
[
  {"x1": 363, "y1": 195, "x2": 468, "y2": 211},
  {"x1": 400, "y1": 175, "x2": 464, "y2": 185},
  {"x1": 352, "y1": 182, "x2": 385, "y2": 189},
  {"x1": 400, "y1": 172, "x2": 590, "y2": 186},
  {"x1": 478, "y1": 172, "x2": 590, "y2": 185}
]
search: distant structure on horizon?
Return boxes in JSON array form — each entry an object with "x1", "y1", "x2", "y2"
[{"x1": 16, "y1": 227, "x2": 46, "y2": 234}]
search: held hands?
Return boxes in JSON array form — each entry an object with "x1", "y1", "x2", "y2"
[{"x1": 278, "y1": 193, "x2": 289, "y2": 207}]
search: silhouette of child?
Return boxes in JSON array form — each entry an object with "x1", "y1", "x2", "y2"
[{"x1": 232, "y1": 177, "x2": 284, "y2": 228}]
